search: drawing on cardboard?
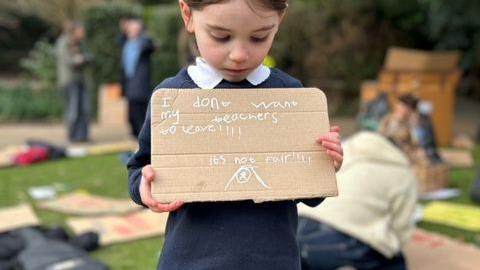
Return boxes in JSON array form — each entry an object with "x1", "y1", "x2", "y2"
[{"x1": 224, "y1": 165, "x2": 271, "y2": 191}]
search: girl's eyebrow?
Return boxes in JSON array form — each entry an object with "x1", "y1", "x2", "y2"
[
  {"x1": 206, "y1": 24, "x2": 230, "y2": 31},
  {"x1": 206, "y1": 24, "x2": 275, "y2": 32},
  {"x1": 253, "y1": 24, "x2": 275, "y2": 32}
]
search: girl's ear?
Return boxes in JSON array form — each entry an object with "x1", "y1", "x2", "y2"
[{"x1": 179, "y1": 0, "x2": 194, "y2": 33}]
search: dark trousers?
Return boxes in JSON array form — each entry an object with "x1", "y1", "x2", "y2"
[
  {"x1": 63, "y1": 83, "x2": 89, "y2": 142},
  {"x1": 297, "y1": 217, "x2": 407, "y2": 270},
  {"x1": 128, "y1": 100, "x2": 148, "y2": 139}
]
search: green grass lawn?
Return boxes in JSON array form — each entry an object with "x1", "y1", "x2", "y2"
[
  {"x1": 0, "y1": 154, "x2": 161, "y2": 269},
  {"x1": 418, "y1": 145, "x2": 480, "y2": 246},
  {"x1": 1, "y1": 146, "x2": 479, "y2": 269}
]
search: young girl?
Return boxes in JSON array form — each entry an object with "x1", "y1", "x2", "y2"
[{"x1": 127, "y1": 1, "x2": 343, "y2": 269}]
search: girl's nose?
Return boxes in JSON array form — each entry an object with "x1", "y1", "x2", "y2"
[{"x1": 228, "y1": 43, "x2": 249, "y2": 63}]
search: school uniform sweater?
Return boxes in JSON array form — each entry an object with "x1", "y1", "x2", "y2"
[{"x1": 127, "y1": 63, "x2": 323, "y2": 270}]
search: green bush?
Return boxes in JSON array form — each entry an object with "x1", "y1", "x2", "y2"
[
  {"x1": 80, "y1": 3, "x2": 182, "y2": 107},
  {"x1": 144, "y1": 4, "x2": 183, "y2": 85},
  {"x1": 0, "y1": 11, "x2": 51, "y2": 72},
  {"x1": 273, "y1": 2, "x2": 388, "y2": 112},
  {"x1": 81, "y1": 3, "x2": 141, "y2": 118},
  {"x1": 82, "y1": 4, "x2": 141, "y2": 85},
  {"x1": 288, "y1": 0, "x2": 480, "y2": 100},
  {"x1": 20, "y1": 39, "x2": 57, "y2": 90},
  {"x1": 0, "y1": 84, "x2": 63, "y2": 122}
]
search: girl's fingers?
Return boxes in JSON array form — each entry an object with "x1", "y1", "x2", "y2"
[
  {"x1": 334, "y1": 160, "x2": 342, "y2": 172},
  {"x1": 327, "y1": 149, "x2": 343, "y2": 164},
  {"x1": 322, "y1": 141, "x2": 343, "y2": 155},
  {"x1": 141, "y1": 165, "x2": 182, "y2": 213},
  {"x1": 140, "y1": 177, "x2": 157, "y2": 208},
  {"x1": 150, "y1": 200, "x2": 184, "y2": 213},
  {"x1": 317, "y1": 134, "x2": 340, "y2": 144},
  {"x1": 330, "y1": 126, "x2": 340, "y2": 133},
  {"x1": 142, "y1": 165, "x2": 155, "y2": 181}
]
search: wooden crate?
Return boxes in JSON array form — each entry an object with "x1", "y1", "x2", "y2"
[
  {"x1": 360, "y1": 80, "x2": 381, "y2": 104},
  {"x1": 384, "y1": 47, "x2": 460, "y2": 72},
  {"x1": 412, "y1": 163, "x2": 449, "y2": 193}
]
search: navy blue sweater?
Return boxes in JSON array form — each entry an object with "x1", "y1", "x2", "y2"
[{"x1": 127, "y1": 67, "x2": 323, "y2": 270}]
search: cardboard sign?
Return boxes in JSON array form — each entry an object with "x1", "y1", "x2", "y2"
[
  {"x1": 404, "y1": 229, "x2": 480, "y2": 270},
  {"x1": 67, "y1": 210, "x2": 168, "y2": 245},
  {"x1": 439, "y1": 149, "x2": 474, "y2": 168},
  {"x1": 38, "y1": 192, "x2": 140, "y2": 216},
  {"x1": 151, "y1": 88, "x2": 338, "y2": 203},
  {"x1": 422, "y1": 202, "x2": 480, "y2": 231},
  {"x1": 0, "y1": 204, "x2": 40, "y2": 233}
]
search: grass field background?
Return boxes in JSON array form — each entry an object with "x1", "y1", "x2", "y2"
[{"x1": 1, "y1": 146, "x2": 479, "y2": 268}]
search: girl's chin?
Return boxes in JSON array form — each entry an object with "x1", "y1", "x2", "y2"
[
  {"x1": 221, "y1": 74, "x2": 248, "y2": 83},
  {"x1": 221, "y1": 70, "x2": 251, "y2": 82}
]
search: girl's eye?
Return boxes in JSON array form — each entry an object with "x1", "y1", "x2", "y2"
[
  {"x1": 251, "y1": 35, "x2": 269, "y2": 43},
  {"x1": 211, "y1": 33, "x2": 230, "y2": 42}
]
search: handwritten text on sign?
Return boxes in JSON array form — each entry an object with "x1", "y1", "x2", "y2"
[{"x1": 151, "y1": 88, "x2": 337, "y2": 203}]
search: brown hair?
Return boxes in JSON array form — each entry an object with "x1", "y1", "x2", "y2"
[
  {"x1": 398, "y1": 94, "x2": 418, "y2": 111},
  {"x1": 183, "y1": 0, "x2": 288, "y2": 12}
]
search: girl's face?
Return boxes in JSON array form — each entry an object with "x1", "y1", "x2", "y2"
[{"x1": 180, "y1": 0, "x2": 284, "y2": 82}]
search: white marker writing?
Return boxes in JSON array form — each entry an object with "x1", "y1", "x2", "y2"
[
  {"x1": 211, "y1": 112, "x2": 278, "y2": 124},
  {"x1": 161, "y1": 109, "x2": 180, "y2": 125},
  {"x1": 234, "y1": 156, "x2": 256, "y2": 165},
  {"x1": 193, "y1": 97, "x2": 231, "y2": 110},
  {"x1": 161, "y1": 97, "x2": 172, "y2": 108},
  {"x1": 182, "y1": 124, "x2": 216, "y2": 135},
  {"x1": 250, "y1": 100, "x2": 298, "y2": 110},
  {"x1": 158, "y1": 125, "x2": 177, "y2": 135},
  {"x1": 210, "y1": 155, "x2": 226, "y2": 166},
  {"x1": 265, "y1": 152, "x2": 312, "y2": 165}
]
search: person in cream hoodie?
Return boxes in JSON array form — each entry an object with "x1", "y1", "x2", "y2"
[{"x1": 297, "y1": 131, "x2": 417, "y2": 270}]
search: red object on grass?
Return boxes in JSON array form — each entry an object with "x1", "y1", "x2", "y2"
[{"x1": 14, "y1": 146, "x2": 50, "y2": 166}]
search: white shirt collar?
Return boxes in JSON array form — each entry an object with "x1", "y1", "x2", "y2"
[{"x1": 187, "y1": 57, "x2": 271, "y2": 89}]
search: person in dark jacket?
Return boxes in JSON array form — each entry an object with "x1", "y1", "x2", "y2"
[{"x1": 120, "y1": 18, "x2": 155, "y2": 138}]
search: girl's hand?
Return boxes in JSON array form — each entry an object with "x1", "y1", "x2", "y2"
[
  {"x1": 317, "y1": 126, "x2": 343, "y2": 172},
  {"x1": 140, "y1": 165, "x2": 184, "y2": 212}
]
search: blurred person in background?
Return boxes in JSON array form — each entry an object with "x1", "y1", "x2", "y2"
[
  {"x1": 297, "y1": 132, "x2": 417, "y2": 270},
  {"x1": 119, "y1": 18, "x2": 155, "y2": 139},
  {"x1": 379, "y1": 94, "x2": 426, "y2": 164},
  {"x1": 55, "y1": 21, "x2": 91, "y2": 143}
]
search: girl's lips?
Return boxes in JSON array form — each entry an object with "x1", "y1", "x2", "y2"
[{"x1": 224, "y1": 68, "x2": 249, "y2": 74}]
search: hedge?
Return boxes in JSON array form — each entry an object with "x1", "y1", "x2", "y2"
[{"x1": 0, "y1": 84, "x2": 63, "y2": 122}]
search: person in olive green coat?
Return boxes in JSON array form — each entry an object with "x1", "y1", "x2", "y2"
[{"x1": 55, "y1": 21, "x2": 91, "y2": 143}]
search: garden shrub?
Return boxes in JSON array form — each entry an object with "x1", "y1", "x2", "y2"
[
  {"x1": 20, "y1": 39, "x2": 57, "y2": 91},
  {"x1": 0, "y1": 84, "x2": 63, "y2": 122},
  {"x1": 144, "y1": 4, "x2": 183, "y2": 85}
]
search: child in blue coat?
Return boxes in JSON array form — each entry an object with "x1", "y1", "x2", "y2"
[{"x1": 127, "y1": 1, "x2": 343, "y2": 269}]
